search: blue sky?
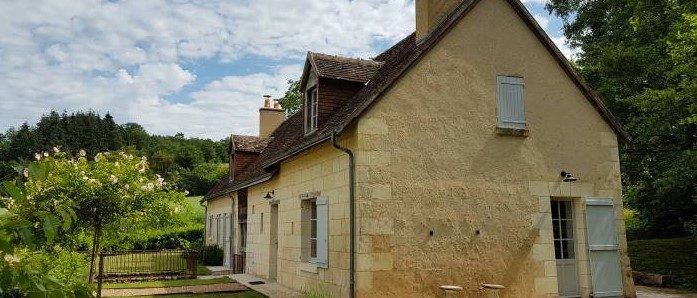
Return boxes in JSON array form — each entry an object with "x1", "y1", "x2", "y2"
[{"x1": 0, "y1": 0, "x2": 570, "y2": 140}]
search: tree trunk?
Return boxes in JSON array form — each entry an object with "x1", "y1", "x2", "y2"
[{"x1": 88, "y1": 220, "x2": 102, "y2": 283}]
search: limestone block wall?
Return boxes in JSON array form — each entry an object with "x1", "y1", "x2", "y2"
[
  {"x1": 349, "y1": 0, "x2": 635, "y2": 296},
  {"x1": 205, "y1": 194, "x2": 232, "y2": 246},
  {"x1": 244, "y1": 131, "x2": 357, "y2": 297}
]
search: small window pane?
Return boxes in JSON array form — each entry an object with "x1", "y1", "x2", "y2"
[
  {"x1": 310, "y1": 239, "x2": 317, "y2": 258},
  {"x1": 553, "y1": 220, "x2": 561, "y2": 239},
  {"x1": 554, "y1": 240, "x2": 562, "y2": 259},
  {"x1": 311, "y1": 220, "x2": 317, "y2": 238},
  {"x1": 560, "y1": 220, "x2": 573, "y2": 239},
  {"x1": 563, "y1": 240, "x2": 575, "y2": 259},
  {"x1": 551, "y1": 201, "x2": 560, "y2": 219}
]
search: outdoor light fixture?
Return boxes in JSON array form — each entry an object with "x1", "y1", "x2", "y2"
[
  {"x1": 264, "y1": 190, "x2": 275, "y2": 199},
  {"x1": 560, "y1": 171, "x2": 578, "y2": 182}
]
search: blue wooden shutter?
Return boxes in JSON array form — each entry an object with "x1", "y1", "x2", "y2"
[
  {"x1": 585, "y1": 199, "x2": 624, "y2": 297},
  {"x1": 315, "y1": 197, "x2": 329, "y2": 268},
  {"x1": 497, "y1": 76, "x2": 525, "y2": 129}
]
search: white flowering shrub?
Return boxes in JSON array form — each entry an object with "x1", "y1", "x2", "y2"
[{"x1": 0, "y1": 148, "x2": 189, "y2": 296}]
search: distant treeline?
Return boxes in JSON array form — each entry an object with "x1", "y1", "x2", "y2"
[{"x1": 0, "y1": 111, "x2": 229, "y2": 195}]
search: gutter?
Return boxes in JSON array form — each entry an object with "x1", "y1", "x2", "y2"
[{"x1": 331, "y1": 131, "x2": 356, "y2": 298}]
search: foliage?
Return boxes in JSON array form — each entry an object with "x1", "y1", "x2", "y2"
[
  {"x1": 0, "y1": 112, "x2": 229, "y2": 196},
  {"x1": 278, "y1": 79, "x2": 303, "y2": 116},
  {"x1": 547, "y1": 0, "x2": 697, "y2": 237},
  {"x1": 175, "y1": 163, "x2": 228, "y2": 196},
  {"x1": 104, "y1": 224, "x2": 204, "y2": 251},
  {"x1": 17, "y1": 247, "x2": 92, "y2": 294},
  {"x1": 198, "y1": 245, "x2": 224, "y2": 266},
  {"x1": 0, "y1": 168, "x2": 93, "y2": 296},
  {"x1": 628, "y1": 237, "x2": 697, "y2": 289}
]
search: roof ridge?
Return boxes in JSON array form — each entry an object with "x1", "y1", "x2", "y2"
[{"x1": 309, "y1": 51, "x2": 384, "y2": 66}]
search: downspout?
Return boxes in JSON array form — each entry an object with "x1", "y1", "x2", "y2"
[{"x1": 331, "y1": 131, "x2": 356, "y2": 298}]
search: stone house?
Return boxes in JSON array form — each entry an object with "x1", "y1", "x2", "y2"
[{"x1": 203, "y1": 0, "x2": 636, "y2": 297}]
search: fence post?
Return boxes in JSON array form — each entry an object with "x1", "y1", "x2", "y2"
[{"x1": 96, "y1": 253, "x2": 104, "y2": 298}]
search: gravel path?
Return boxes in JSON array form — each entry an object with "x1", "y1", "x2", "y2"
[
  {"x1": 637, "y1": 286, "x2": 697, "y2": 298},
  {"x1": 101, "y1": 282, "x2": 247, "y2": 297}
]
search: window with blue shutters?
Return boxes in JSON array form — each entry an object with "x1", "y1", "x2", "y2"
[
  {"x1": 497, "y1": 76, "x2": 526, "y2": 130},
  {"x1": 301, "y1": 196, "x2": 328, "y2": 268}
]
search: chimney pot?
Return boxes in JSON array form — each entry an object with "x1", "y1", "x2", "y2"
[{"x1": 273, "y1": 101, "x2": 282, "y2": 109}]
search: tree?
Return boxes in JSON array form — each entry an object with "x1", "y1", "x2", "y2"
[
  {"x1": 547, "y1": 0, "x2": 697, "y2": 237},
  {"x1": 9, "y1": 149, "x2": 187, "y2": 282},
  {"x1": 278, "y1": 79, "x2": 303, "y2": 116},
  {"x1": 0, "y1": 167, "x2": 92, "y2": 296}
]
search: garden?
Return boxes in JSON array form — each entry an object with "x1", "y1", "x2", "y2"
[{"x1": 0, "y1": 148, "x2": 243, "y2": 297}]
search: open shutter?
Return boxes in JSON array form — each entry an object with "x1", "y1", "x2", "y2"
[
  {"x1": 315, "y1": 197, "x2": 329, "y2": 268},
  {"x1": 585, "y1": 199, "x2": 623, "y2": 297},
  {"x1": 497, "y1": 76, "x2": 525, "y2": 129}
]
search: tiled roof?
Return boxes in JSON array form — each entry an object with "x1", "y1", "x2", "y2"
[
  {"x1": 232, "y1": 135, "x2": 271, "y2": 153},
  {"x1": 309, "y1": 52, "x2": 384, "y2": 83},
  {"x1": 205, "y1": 0, "x2": 629, "y2": 200}
]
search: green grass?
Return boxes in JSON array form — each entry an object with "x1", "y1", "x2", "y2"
[
  {"x1": 196, "y1": 265, "x2": 211, "y2": 275},
  {"x1": 104, "y1": 277, "x2": 233, "y2": 289},
  {"x1": 628, "y1": 237, "x2": 697, "y2": 290},
  {"x1": 184, "y1": 196, "x2": 205, "y2": 222},
  {"x1": 115, "y1": 290, "x2": 267, "y2": 298}
]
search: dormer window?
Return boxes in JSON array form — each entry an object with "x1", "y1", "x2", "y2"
[{"x1": 305, "y1": 86, "x2": 318, "y2": 134}]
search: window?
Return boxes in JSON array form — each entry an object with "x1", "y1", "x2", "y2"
[
  {"x1": 260, "y1": 213, "x2": 264, "y2": 234},
  {"x1": 207, "y1": 215, "x2": 213, "y2": 238},
  {"x1": 551, "y1": 200, "x2": 575, "y2": 259},
  {"x1": 310, "y1": 202, "x2": 318, "y2": 258},
  {"x1": 496, "y1": 75, "x2": 525, "y2": 130},
  {"x1": 305, "y1": 86, "x2": 319, "y2": 134},
  {"x1": 301, "y1": 196, "x2": 328, "y2": 267}
]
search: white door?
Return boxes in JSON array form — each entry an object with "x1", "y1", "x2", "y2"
[
  {"x1": 585, "y1": 199, "x2": 624, "y2": 297},
  {"x1": 551, "y1": 200, "x2": 580, "y2": 297}
]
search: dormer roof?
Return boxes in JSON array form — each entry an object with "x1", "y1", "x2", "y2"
[{"x1": 299, "y1": 52, "x2": 384, "y2": 90}]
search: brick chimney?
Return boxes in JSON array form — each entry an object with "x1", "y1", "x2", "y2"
[
  {"x1": 415, "y1": 0, "x2": 464, "y2": 42},
  {"x1": 259, "y1": 95, "x2": 284, "y2": 138}
]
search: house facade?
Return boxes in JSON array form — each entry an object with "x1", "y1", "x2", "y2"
[{"x1": 203, "y1": 0, "x2": 636, "y2": 297}]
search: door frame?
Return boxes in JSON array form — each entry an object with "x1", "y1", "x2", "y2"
[{"x1": 551, "y1": 198, "x2": 581, "y2": 298}]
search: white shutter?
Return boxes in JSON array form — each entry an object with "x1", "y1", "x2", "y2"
[
  {"x1": 315, "y1": 197, "x2": 329, "y2": 268},
  {"x1": 497, "y1": 76, "x2": 525, "y2": 129},
  {"x1": 585, "y1": 199, "x2": 624, "y2": 297}
]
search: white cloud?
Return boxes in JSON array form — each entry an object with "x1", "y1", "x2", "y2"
[
  {"x1": 0, "y1": 0, "x2": 413, "y2": 139},
  {"x1": 521, "y1": 0, "x2": 549, "y2": 4},
  {"x1": 533, "y1": 13, "x2": 550, "y2": 30},
  {"x1": 551, "y1": 35, "x2": 579, "y2": 60}
]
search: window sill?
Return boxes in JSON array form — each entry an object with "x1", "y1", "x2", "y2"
[
  {"x1": 496, "y1": 127, "x2": 529, "y2": 137},
  {"x1": 298, "y1": 262, "x2": 318, "y2": 274}
]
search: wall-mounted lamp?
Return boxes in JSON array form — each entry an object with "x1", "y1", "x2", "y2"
[
  {"x1": 560, "y1": 171, "x2": 578, "y2": 182},
  {"x1": 264, "y1": 190, "x2": 275, "y2": 199}
]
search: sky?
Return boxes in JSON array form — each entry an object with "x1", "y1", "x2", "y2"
[{"x1": 0, "y1": 0, "x2": 571, "y2": 140}]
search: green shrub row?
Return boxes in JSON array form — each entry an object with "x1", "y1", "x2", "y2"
[
  {"x1": 103, "y1": 224, "x2": 204, "y2": 251},
  {"x1": 199, "y1": 244, "x2": 224, "y2": 266}
]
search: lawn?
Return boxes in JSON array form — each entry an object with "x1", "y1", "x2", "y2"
[
  {"x1": 115, "y1": 291, "x2": 267, "y2": 298},
  {"x1": 628, "y1": 237, "x2": 697, "y2": 290},
  {"x1": 186, "y1": 196, "x2": 205, "y2": 221},
  {"x1": 104, "y1": 277, "x2": 233, "y2": 289}
]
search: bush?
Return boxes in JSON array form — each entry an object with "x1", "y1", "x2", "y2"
[
  {"x1": 629, "y1": 237, "x2": 697, "y2": 290},
  {"x1": 103, "y1": 224, "x2": 204, "y2": 251},
  {"x1": 199, "y1": 244, "x2": 224, "y2": 266},
  {"x1": 16, "y1": 247, "x2": 93, "y2": 295}
]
